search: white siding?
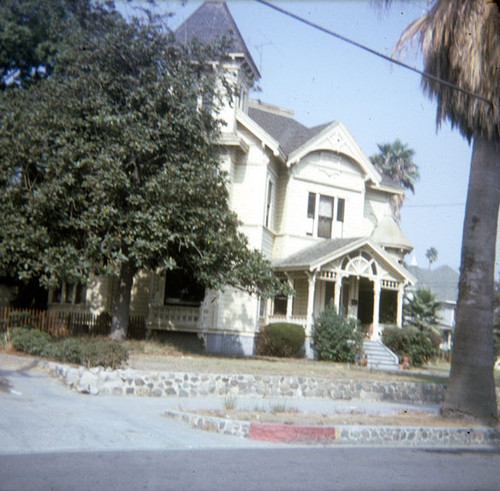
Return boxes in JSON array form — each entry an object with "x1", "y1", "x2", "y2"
[{"x1": 215, "y1": 288, "x2": 259, "y2": 333}]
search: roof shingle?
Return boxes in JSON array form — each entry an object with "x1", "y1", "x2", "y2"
[
  {"x1": 248, "y1": 104, "x2": 332, "y2": 155},
  {"x1": 175, "y1": 1, "x2": 259, "y2": 77}
]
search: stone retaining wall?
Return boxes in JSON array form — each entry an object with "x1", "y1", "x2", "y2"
[
  {"x1": 164, "y1": 409, "x2": 500, "y2": 447},
  {"x1": 336, "y1": 425, "x2": 500, "y2": 446},
  {"x1": 45, "y1": 361, "x2": 447, "y2": 403}
]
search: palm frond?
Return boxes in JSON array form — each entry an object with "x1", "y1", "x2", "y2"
[{"x1": 395, "y1": 0, "x2": 500, "y2": 141}]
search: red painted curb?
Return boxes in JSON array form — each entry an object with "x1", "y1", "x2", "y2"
[{"x1": 248, "y1": 422, "x2": 338, "y2": 444}]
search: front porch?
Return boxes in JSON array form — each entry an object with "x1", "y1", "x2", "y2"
[{"x1": 270, "y1": 238, "x2": 416, "y2": 342}]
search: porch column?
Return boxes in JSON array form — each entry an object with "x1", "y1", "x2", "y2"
[
  {"x1": 306, "y1": 271, "x2": 317, "y2": 336},
  {"x1": 334, "y1": 274, "x2": 342, "y2": 314},
  {"x1": 285, "y1": 274, "x2": 293, "y2": 320},
  {"x1": 372, "y1": 279, "x2": 381, "y2": 340},
  {"x1": 396, "y1": 283, "x2": 405, "y2": 327}
]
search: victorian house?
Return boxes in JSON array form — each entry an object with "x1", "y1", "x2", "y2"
[{"x1": 47, "y1": 1, "x2": 415, "y2": 357}]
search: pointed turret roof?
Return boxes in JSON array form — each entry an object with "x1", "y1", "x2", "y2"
[
  {"x1": 175, "y1": 1, "x2": 259, "y2": 79},
  {"x1": 371, "y1": 215, "x2": 413, "y2": 251}
]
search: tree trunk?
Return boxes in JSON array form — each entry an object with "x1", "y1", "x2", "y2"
[
  {"x1": 441, "y1": 136, "x2": 499, "y2": 424},
  {"x1": 110, "y1": 261, "x2": 137, "y2": 341}
]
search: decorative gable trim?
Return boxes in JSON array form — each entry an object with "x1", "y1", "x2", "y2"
[
  {"x1": 274, "y1": 237, "x2": 416, "y2": 284},
  {"x1": 287, "y1": 121, "x2": 381, "y2": 185}
]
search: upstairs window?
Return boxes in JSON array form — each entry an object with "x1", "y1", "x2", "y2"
[
  {"x1": 318, "y1": 195, "x2": 334, "y2": 238},
  {"x1": 306, "y1": 193, "x2": 345, "y2": 238},
  {"x1": 306, "y1": 192, "x2": 316, "y2": 235},
  {"x1": 265, "y1": 180, "x2": 273, "y2": 228},
  {"x1": 337, "y1": 198, "x2": 345, "y2": 222}
]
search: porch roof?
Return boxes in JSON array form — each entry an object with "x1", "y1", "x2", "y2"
[
  {"x1": 273, "y1": 238, "x2": 362, "y2": 270},
  {"x1": 272, "y1": 237, "x2": 416, "y2": 284}
]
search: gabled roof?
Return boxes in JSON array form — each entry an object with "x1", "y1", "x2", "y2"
[
  {"x1": 248, "y1": 102, "x2": 329, "y2": 155},
  {"x1": 273, "y1": 237, "x2": 416, "y2": 284},
  {"x1": 273, "y1": 238, "x2": 362, "y2": 270},
  {"x1": 406, "y1": 265, "x2": 459, "y2": 303},
  {"x1": 370, "y1": 215, "x2": 413, "y2": 251},
  {"x1": 247, "y1": 100, "x2": 382, "y2": 185},
  {"x1": 175, "y1": 1, "x2": 259, "y2": 79}
]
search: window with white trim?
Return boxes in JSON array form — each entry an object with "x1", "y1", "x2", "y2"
[
  {"x1": 307, "y1": 193, "x2": 342, "y2": 239},
  {"x1": 265, "y1": 180, "x2": 273, "y2": 228}
]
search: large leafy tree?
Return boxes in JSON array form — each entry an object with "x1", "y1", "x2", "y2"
[
  {"x1": 395, "y1": 0, "x2": 500, "y2": 423},
  {"x1": 369, "y1": 138, "x2": 420, "y2": 221},
  {"x1": 0, "y1": 0, "x2": 285, "y2": 339}
]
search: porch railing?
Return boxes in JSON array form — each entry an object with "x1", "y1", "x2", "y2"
[{"x1": 147, "y1": 304, "x2": 200, "y2": 331}]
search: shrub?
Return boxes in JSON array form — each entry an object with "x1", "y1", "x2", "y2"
[
  {"x1": 10, "y1": 327, "x2": 52, "y2": 356},
  {"x1": 312, "y1": 304, "x2": 362, "y2": 362},
  {"x1": 55, "y1": 338, "x2": 83, "y2": 365},
  {"x1": 51, "y1": 338, "x2": 128, "y2": 368},
  {"x1": 9, "y1": 327, "x2": 128, "y2": 368},
  {"x1": 256, "y1": 323, "x2": 305, "y2": 358},
  {"x1": 80, "y1": 339, "x2": 128, "y2": 369},
  {"x1": 382, "y1": 326, "x2": 435, "y2": 367}
]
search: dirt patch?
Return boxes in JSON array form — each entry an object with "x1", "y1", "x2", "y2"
[{"x1": 189, "y1": 408, "x2": 498, "y2": 428}]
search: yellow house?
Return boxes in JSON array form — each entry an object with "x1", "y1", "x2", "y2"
[{"x1": 49, "y1": 1, "x2": 415, "y2": 358}]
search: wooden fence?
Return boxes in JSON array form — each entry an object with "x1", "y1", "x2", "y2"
[{"x1": 0, "y1": 307, "x2": 146, "y2": 339}]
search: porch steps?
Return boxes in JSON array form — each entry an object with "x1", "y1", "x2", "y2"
[{"x1": 363, "y1": 340, "x2": 399, "y2": 371}]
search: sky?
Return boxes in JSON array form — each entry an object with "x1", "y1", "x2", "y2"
[{"x1": 120, "y1": 0, "x2": 499, "y2": 275}]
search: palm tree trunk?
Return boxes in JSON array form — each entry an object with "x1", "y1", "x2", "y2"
[
  {"x1": 441, "y1": 136, "x2": 499, "y2": 424},
  {"x1": 110, "y1": 261, "x2": 137, "y2": 340}
]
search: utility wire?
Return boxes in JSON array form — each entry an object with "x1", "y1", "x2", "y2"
[
  {"x1": 404, "y1": 203, "x2": 465, "y2": 208},
  {"x1": 255, "y1": 0, "x2": 492, "y2": 106}
]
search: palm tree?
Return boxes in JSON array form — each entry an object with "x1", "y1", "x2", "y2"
[
  {"x1": 425, "y1": 247, "x2": 438, "y2": 269},
  {"x1": 369, "y1": 139, "x2": 420, "y2": 221},
  {"x1": 395, "y1": 0, "x2": 499, "y2": 424},
  {"x1": 404, "y1": 287, "x2": 441, "y2": 332}
]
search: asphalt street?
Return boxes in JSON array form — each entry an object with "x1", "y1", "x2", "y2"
[{"x1": 1, "y1": 447, "x2": 500, "y2": 491}]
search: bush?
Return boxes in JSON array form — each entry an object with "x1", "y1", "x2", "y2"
[
  {"x1": 55, "y1": 338, "x2": 84, "y2": 365},
  {"x1": 9, "y1": 327, "x2": 128, "y2": 368},
  {"x1": 256, "y1": 323, "x2": 305, "y2": 358},
  {"x1": 50, "y1": 338, "x2": 128, "y2": 368},
  {"x1": 10, "y1": 327, "x2": 52, "y2": 356},
  {"x1": 312, "y1": 304, "x2": 362, "y2": 362},
  {"x1": 79, "y1": 339, "x2": 128, "y2": 369},
  {"x1": 382, "y1": 326, "x2": 435, "y2": 367}
]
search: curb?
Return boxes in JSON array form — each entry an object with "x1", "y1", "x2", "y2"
[
  {"x1": 248, "y1": 422, "x2": 338, "y2": 444},
  {"x1": 164, "y1": 409, "x2": 500, "y2": 447}
]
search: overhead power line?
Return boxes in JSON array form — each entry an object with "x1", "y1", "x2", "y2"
[
  {"x1": 404, "y1": 203, "x2": 465, "y2": 208},
  {"x1": 255, "y1": 0, "x2": 492, "y2": 106}
]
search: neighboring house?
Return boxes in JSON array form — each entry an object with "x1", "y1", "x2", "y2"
[
  {"x1": 47, "y1": 1, "x2": 416, "y2": 356},
  {"x1": 406, "y1": 265, "x2": 459, "y2": 350}
]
